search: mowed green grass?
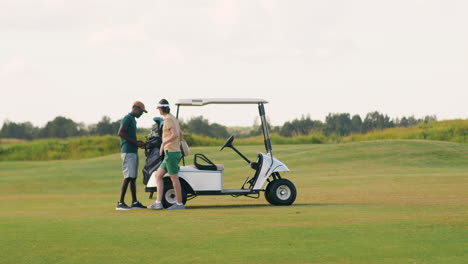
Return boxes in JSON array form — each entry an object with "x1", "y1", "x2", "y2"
[{"x1": 0, "y1": 140, "x2": 467, "y2": 264}]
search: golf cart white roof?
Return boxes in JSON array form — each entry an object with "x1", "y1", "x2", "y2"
[{"x1": 176, "y1": 98, "x2": 268, "y2": 106}]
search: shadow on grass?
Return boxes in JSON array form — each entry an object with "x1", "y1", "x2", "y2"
[{"x1": 186, "y1": 203, "x2": 356, "y2": 210}]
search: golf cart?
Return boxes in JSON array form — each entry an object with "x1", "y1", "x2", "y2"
[{"x1": 146, "y1": 98, "x2": 297, "y2": 208}]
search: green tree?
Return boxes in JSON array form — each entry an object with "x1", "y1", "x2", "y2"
[
  {"x1": 399, "y1": 117, "x2": 409, "y2": 127},
  {"x1": 279, "y1": 115, "x2": 323, "y2": 137},
  {"x1": 325, "y1": 113, "x2": 352, "y2": 136},
  {"x1": 351, "y1": 115, "x2": 362, "y2": 134},
  {"x1": 424, "y1": 115, "x2": 437, "y2": 122},
  {"x1": 0, "y1": 120, "x2": 40, "y2": 139},
  {"x1": 186, "y1": 116, "x2": 210, "y2": 136},
  {"x1": 407, "y1": 116, "x2": 419, "y2": 126},
  {"x1": 210, "y1": 123, "x2": 229, "y2": 139},
  {"x1": 362, "y1": 111, "x2": 394, "y2": 133},
  {"x1": 92, "y1": 116, "x2": 121, "y2": 135},
  {"x1": 186, "y1": 116, "x2": 229, "y2": 138},
  {"x1": 40, "y1": 116, "x2": 82, "y2": 138}
]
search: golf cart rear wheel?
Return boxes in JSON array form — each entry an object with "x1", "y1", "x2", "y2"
[
  {"x1": 162, "y1": 181, "x2": 187, "y2": 208},
  {"x1": 266, "y1": 179, "x2": 296, "y2": 206}
]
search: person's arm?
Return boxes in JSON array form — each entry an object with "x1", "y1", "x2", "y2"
[{"x1": 118, "y1": 125, "x2": 145, "y2": 148}]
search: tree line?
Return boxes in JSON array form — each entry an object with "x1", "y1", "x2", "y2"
[
  {"x1": 0, "y1": 116, "x2": 122, "y2": 140},
  {"x1": 277, "y1": 112, "x2": 437, "y2": 137},
  {"x1": 1, "y1": 111, "x2": 437, "y2": 140}
]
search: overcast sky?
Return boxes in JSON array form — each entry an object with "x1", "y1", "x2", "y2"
[{"x1": 1, "y1": 0, "x2": 467, "y2": 128}]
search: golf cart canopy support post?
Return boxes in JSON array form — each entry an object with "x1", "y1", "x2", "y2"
[
  {"x1": 258, "y1": 103, "x2": 272, "y2": 155},
  {"x1": 175, "y1": 98, "x2": 272, "y2": 154}
]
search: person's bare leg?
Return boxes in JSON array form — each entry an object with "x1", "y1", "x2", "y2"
[
  {"x1": 119, "y1": 178, "x2": 130, "y2": 203},
  {"x1": 169, "y1": 174, "x2": 183, "y2": 204},
  {"x1": 155, "y1": 168, "x2": 166, "y2": 202},
  {"x1": 129, "y1": 178, "x2": 137, "y2": 203}
]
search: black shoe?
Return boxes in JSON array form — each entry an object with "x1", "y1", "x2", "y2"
[
  {"x1": 131, "y1": 201, "x2": 146, "y2": 209},
  {"x1": 116, "y1": 201, "x2": 131, "y2": 210}
]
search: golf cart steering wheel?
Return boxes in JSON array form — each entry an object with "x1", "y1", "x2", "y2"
[{"x1": 219, "y1": 135, "x2": 234, "y2": 151}]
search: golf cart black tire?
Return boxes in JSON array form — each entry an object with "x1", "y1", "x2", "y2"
[
  {"x1": 266, "y1": 179, "x2": 297, "y2": 206},
  {"x1": 161, "y1": 180, "x2": 187, "y2": 208},
  {"x1": 264, "y1": 182, "x2": 273, "y2": 204}
]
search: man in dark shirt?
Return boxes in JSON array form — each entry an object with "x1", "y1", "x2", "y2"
[{"x1": 116, "y1": 101, "x2": 147, "y2": 210}]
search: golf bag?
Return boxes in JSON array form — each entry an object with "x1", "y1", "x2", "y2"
[{"x1": 142, "y1": 117, "x2": 164, "y2": 197}]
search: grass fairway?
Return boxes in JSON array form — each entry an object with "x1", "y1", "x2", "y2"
[{"x1": 0, "y1": 140, "x2": 467, "y2": 264}]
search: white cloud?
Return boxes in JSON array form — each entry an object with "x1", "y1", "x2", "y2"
[
  {"x1": 154, "y1": 44, "x2": 186, "y2": 65},
  {"x1": 211, "y1": 0, "x2": 239, "y2": 26},
  {"x1": 41, "y1": 0, "x2": 65, "y2": 7},
  {"x1": 86, "y1": 24, "x2": 149, "y2": 46},
  {"x1": 0, "y1": 57, "x2": 28, "y2": 75}
]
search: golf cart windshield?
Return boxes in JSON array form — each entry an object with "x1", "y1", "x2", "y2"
[{"x1": 175, "y1": 98, "x2": 273, "y2": 155}]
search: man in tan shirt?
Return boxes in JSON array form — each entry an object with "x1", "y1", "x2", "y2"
[{"x1": 147, "y1": 99, "x2": 185, "y2": 210}]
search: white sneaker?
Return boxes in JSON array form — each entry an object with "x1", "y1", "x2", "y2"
[
  {"x1": 167, "y1": 204, "x2": 185, "y2": 210},
  {"x1": 147, "y1": 202, "x2": 164, "y2": 210}
]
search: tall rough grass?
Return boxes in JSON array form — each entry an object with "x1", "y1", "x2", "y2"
[
  {"x1": 0, "y1": 136, "x2": 120, "y2": 161},
  {"x1": 184, "y1": 133, "x2": 326, "y2": 146},
  {"x1": 343, "y1": 119, "x2": 467, "y2": 143},
  {"x1": 0, "y1": 138, "x2": 26, "y2": 145}
]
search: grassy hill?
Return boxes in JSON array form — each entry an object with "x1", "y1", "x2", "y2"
[
  {"x1": 0, "y1": 141, "x2": 467, "y2": 264},
  {"x1": 1, "y1": 119, "x2": 466, "y2": 161},
  {"x1": 343, "y1": 119, "x2": 467, "y2": 143}
]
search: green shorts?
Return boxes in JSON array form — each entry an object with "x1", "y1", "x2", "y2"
[{"x1": 160, "y1": 151, "x2": 181, "y2": 175}]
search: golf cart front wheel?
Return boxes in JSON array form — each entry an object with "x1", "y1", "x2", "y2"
[
  {"x1": 162, "y1": 181, "x2": 187, "y2": 208},
  {"x1": 266, "y1": 179, "x2": 297, "y2": 206}
]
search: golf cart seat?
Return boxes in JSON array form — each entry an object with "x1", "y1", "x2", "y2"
[{"x1": 193, "y1": 154, "x2": 224, "y2": 171}]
